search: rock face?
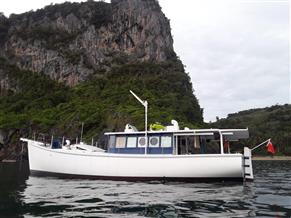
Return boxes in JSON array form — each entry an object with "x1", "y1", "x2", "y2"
[{"x1": 0, "y1": 0, "x2": 175, "y2": 86}]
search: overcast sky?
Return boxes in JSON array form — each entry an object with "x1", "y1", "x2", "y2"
[
  {"x1": 160, "y1": 0, "x2": 290, "y2": 121},
  {"x1": 1, "y1": 0, "x2": 290, "y2": 121}
]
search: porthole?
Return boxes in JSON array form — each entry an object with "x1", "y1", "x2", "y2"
[
  {"x1": 138, "y1": 137, "x2": 146, "y2": 147},
  {"x1": 149, "y1": 137, "x2": 159, "y2": 147}
]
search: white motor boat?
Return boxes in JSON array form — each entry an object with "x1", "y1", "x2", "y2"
[
  {"x1": 20, "y1": 121, "x2": 253, "y2": 182},
  {"x1": 20, "y1": 91, "x2": 254, "y2": 182}
]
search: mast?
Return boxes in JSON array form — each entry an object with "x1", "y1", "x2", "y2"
[{"x1": 130, "y1": 90, "x2": 148, "y2": 155}]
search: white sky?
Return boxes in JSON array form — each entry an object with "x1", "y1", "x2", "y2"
[
  {"x1": 159, "y1": 0, "x2": 290, "y2": 121},
  {"x1": 1, "y1": 0, "x2": 290, "y2": 121}
]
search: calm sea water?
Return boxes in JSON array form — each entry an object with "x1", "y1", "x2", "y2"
[{"x1": 0, "y1": 161, "x2": 290, "y2": 218}]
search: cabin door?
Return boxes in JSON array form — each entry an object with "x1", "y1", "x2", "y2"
[{"x1": 177, "y1": 136, "x2": 195, "y2": 154}]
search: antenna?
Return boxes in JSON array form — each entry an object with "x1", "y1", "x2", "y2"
[
  {"x1": 130, "y1": 90, "x2": 148, "y2": 155},
  {"x1": 80, "y1": 122, "x2": 84, "y2": 143},
  {"x1": 130, "y1": 90, "x2": 147, "y2": 107}
]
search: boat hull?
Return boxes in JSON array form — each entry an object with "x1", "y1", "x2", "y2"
[{"x1": 26, "y1": 140, "x2": 244, "y2": 181}]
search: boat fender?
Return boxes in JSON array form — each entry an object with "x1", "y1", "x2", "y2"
[
  {"x1": 66, "y1": 140, "x2": 71, "y2": 146},
  {"x1": 165, "y1": 120, "x2": 179, "y2": 131},
  {"x1": 124, "y1": 124, "x2": 138, "y2": 132}
]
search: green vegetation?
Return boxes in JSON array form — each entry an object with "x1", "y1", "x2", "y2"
[
  {"x1": 0, "y1": 58, "x2": 203, "y2": 146},
  {"x1": 211, "y1": 105, "x2": 291, "y2": 156}
]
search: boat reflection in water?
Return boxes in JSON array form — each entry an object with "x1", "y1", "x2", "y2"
[{"x1": 0, "y1": 161, "x2": 29, "y2": 217}]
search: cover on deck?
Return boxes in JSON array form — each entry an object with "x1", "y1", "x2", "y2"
[{"x1": 220, "y1": 129, "x2": 249, "y2": 141}]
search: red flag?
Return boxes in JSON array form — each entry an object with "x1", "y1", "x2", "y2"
[{"x1": 267, "y1": 141, "x2": 275, "y2": 154}]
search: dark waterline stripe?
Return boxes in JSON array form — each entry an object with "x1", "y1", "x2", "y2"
[{"x1": 30, "y1": 170, "x2": 244, "y2": 183}]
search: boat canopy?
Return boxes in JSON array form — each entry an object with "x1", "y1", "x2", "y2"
[{"x1": 104, "y1": 128, "x2": 249, "y2": 141}]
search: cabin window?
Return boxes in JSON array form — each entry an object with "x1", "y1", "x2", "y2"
[
  {"x1": 116, "y1": 136, "x2": 126, "y2": 148},
  {"x1": 138, "y1": 137, "x2": 146, "y2": 147},
  {"x1": 108, "y1": 135, "x2": 116, "y2": 148},
  {"x1": 127, "y1": 136, "x2": 137, "y2": 148},
  {"x1": 161, "y1": 136, "x2": 172, "y2": 148},
  {"x1": 149, "y1": 136, "x2": 159, "y2": 147},
  {"x1": 205, "y1": 140, "x2": 220, "y2": 154},
  {"x1": 200, "y1": 136, "x2": 220, "y2": 154}
]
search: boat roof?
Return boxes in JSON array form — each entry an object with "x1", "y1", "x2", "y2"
[{"x1": 104, "y1": 128, "x2": 249, "y2": 140}]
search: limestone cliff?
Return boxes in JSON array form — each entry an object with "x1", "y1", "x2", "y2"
[
  {"x1": 0, "y1": 0, "x2": 203, "y2": 159},
  {"x1": 0, "y1": 0, "x2": 175, "y2": 86}
]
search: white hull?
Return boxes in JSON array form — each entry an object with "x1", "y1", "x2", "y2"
[{"x1": 24, "y1": 139, "x2": 244, "y2": 180}]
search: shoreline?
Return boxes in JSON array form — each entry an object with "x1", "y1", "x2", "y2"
[{"x1": 253, "y1": 156, "x2": 291, "y2": 161}]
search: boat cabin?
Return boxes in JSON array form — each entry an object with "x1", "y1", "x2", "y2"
[{"x1": 105, "y1": 121, "x2": 249, "y2": 155}]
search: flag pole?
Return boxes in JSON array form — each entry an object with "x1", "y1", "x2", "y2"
[{"x1": 251, "y1": 138, "x2": 271, "y2": 151}]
